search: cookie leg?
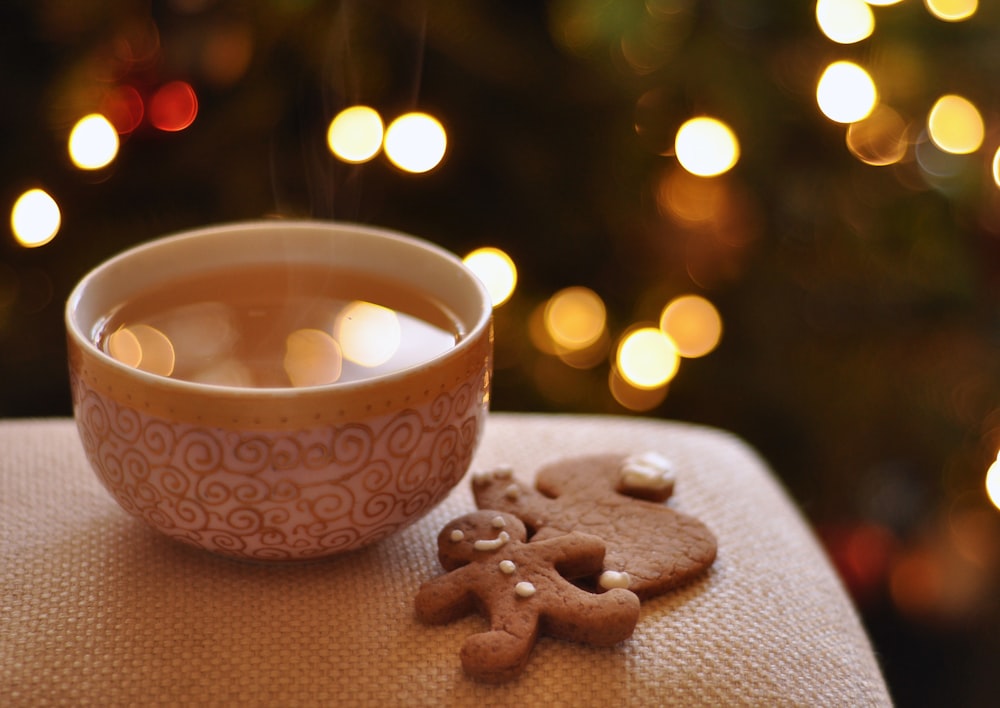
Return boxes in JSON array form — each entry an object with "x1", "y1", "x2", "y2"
[
  {"x1": 542, "y1": 587, "x2": 639, "y2": 646},
  {"x1": 459, "y1": 626, "x2": 538, "y2": 683}
]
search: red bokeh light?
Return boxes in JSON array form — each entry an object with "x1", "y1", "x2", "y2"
[
  {"x1": 100, "y1": 85, "x2": 145, "y2": 135},
  {"x1": 148, "y1": 81, "x2": 198, "y2": 132}
]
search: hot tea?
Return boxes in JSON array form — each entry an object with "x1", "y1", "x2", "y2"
[{"x1": 93, "y1": 262, "x2": 462, "y2": 388}]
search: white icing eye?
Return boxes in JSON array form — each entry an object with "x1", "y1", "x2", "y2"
[
  {"x1": 499, "y1": 560, "x2": 516, "y2": 574},
  {"x1": 514, "y1": 581, "x2": 536, "y2": 598},
  {"x1": 504, "y1": 484, "x2": 521, "y2": 501},
  {"x1": 491, "y1": 515, "x2": 506, "y2": 529},
  {"x1": 599, "y1": 570, "x2": 631, "y2": 590},
  {"x1": 450, "y1": 529, "x2": 465, "y2": 542},
  {"x1": 619, "y1": 451, "x2": 676, "y2": 491}
]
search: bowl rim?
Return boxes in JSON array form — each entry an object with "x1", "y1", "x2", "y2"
[{"x1": 65, "y1": 218, "x2": 493, "y2": 400}]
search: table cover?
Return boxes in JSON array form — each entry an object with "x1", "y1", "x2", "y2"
[{"x1": 1, "y1": 414, "x2": 891, "y2": 706}]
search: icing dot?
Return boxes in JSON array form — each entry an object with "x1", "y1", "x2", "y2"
[
  {"x1": 619, "y1": 451, "x2": 676, "y2": 493},
  {"x1": 494, "y1": 465, "x2": 513, "y2": 480},
  {"x1": 499, "y1": 560, "x2": 516, "y2": 574},
  {"x1": 514, "y1": 581, "x2": 536, "y2": 598},
  {"x1": 504, "y1": 484, "x2": 521, "y2": 501},
  {"x1": 450, "y1": 529, "x2": 465, "y2": 542},
  {"x1": 599, "y1": 570, "x2": 631, "y2": 590},
  {"x1": 491, "y1": 515, "x2": 506, "y2": 529}
]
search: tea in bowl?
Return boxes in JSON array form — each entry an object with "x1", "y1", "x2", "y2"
[{"x1": 65, "y1": 220, "x2": 493, "y2": 561}]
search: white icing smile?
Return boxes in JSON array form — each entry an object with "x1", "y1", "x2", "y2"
[{"x1": 473, "y1": 531, "x2": 510, "y2": 552}]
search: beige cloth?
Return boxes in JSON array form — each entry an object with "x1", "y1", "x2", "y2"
[{"x1": 1, "y1": 415, "x2": 891, "y2": 707}]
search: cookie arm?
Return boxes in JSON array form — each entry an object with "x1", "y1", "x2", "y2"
[
  {"x1": 537, "y1": 532, "x2": 607, "y2": 579},
  {"x1": 415, "y1": 571, "x2": 479, "y2": 625}
]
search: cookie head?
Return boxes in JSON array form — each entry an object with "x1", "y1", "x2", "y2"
[{"x1": 436, "y1": 510, "x2": 528, "y2": 571}]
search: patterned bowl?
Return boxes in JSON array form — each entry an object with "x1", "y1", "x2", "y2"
[{"x1": 65, "y1": 220, "x2": 493, "y2": 561}]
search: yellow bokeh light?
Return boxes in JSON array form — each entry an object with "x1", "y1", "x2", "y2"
[
  {"x1": 986, "y1": 456, "x2": 1000, "y2": 511},
  {"x1": 816, "y1": 0, "x2": 875, "y2": 45},
  {"x1": 924, "y1": 0, "x2": 978, "y2": 22},
  {"x1": 846, "y1": 104, "x2": 909, "y2": 166},
  {"x1": 659, "y1": 295, "x2": 722, "y2": 358},
  {"x1": 816, "y1": 61, "x2": 878, "y2": 124},
  {"x1": 609, "y1": 365, "x2": 668, "y2": 412},
  {"x1": 463, "y1": 247, "x2": 517, "y2": 307},
  {"x1": 864, "y1": 0, "x2": 902, "y2": 6},
  {"x1": 10, "y1": 189, "x2": 61, "y2": 248},
  {"x1": 616, "y1": 326, "x2": 680, "y2": 389},
  {"x1": 674, "y1": 117, "x2": 740, "y2": 177},
  {"x1": 927, "y1": 94, "x2": 983, "y2": 155},
  {"x1": 545, "y1": 287, "x2": 607, "y2": 351},
  {"x1": 107, "y1": 324, "x2": 175, "y2": 377},
  {"x1": 327, "y1": 105, "x2": 384, "y2": 164},
  {"x1": 68, "y1": 113, "x2": 119, "y2": 170},
  {"x1": 992, "y1": 147, "x2": 1000, "y2": 189},
  {"x1": 284, "y1": 328, "x2": 343, "y2": 387},
  {"x1": 384, "y1": 112, "x2": 447, "y2": 173},
  {"x1": 335, "y1": 301, "x2": 402, "y2": 367}
]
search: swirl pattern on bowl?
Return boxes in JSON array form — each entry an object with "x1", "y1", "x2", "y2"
[{"x1": 71, "y1": 373, "x2": 486, "y2": 560}]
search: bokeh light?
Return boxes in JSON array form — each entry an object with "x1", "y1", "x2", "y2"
[
  {"x1": 674, "y1": 117, "x2": 740, "y2": 177},
  {"x1": 335, "y1": 301, "x2": 402, "y2": 367},
  {"x1": 383, "y1": 112, "x2": 447, "y2": 173},
  {"x1": 107, "y1": 324, "x2": 176, "y2": 377},
  {"x1": 100, "y1": 85, "x2": 144, "y2": 134},
  {"x1": 987, "y1": 455, "x2": 1000, "y2": 511},
  {"x1": 68, "y1": 114, "x2": 120, "y2": 170},
  {"x1": 846, "y1": 104, "x2": 909, "y2": 166},
  {"x1": 815, "y1": 0, "x2": 875, "y2": 45},
  {"x1": 148, "y1": 80, "x2": 198, "y2": 132},
  {"x1": 609, "y1": 365, "x2": 669, "y2": 411},
  {"x1": 463, "y1": 247, "x2": 517, "y2": 306},
  {"x1": 659, "y1": 295, "x2": 722, "y2": 358},
  {"x1": 544, "y1": 287, "x2": 607, "y2": 351},
  {"x1": 10, "y1": 189, "x2": 61, "y2": 248},
  {"x1": 816, "y1": 61, "x2": 878, "y2": 124},
  {"x1": 284, "y1": 328, "x2": 343, "y2": 387},
  {"x1": 327, "y1": 105, "x2": 384, "y2": 164},
  {"x1": 924, "y1": 0, "x2": 978, "y2": 22},
  {"x1": 927, "y1": 95, "x2": 983, "y2": 155},
  {"x1": 992, "y1": 147, "x2": 1000, "y2": 189},
  {"x1": 616, "y1": 326, "x2": 680, "y2": 389}
]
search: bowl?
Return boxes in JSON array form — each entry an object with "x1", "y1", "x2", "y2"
[{"x1": 65, "y1": 220, "x2": 493, "y2": 560}]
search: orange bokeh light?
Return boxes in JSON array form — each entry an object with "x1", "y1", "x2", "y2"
[{"x1": 148, "y1": 81, "x2": 198, "y2": 132}]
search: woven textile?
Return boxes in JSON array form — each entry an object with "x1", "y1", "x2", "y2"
[{"x1": 1, "y1": 415, "x2": 891, "y2": 706}]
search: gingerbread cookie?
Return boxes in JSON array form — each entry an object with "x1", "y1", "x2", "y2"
[
  {"x1": 415, "y1": 510, "x2": 640, "y2": 683},
  {"x1": 472, "y1": 452, "x2": 717, "y2": 600}
]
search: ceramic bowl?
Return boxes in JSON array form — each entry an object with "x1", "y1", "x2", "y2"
[{"x1": 66, "y1": 220, "x2": 493, "y2": 560}]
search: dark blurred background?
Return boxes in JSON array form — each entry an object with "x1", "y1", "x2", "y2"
[{"x1": 2, "y1": 1, "x2": 999, "y2": 704}]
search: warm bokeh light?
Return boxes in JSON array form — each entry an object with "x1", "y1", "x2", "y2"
[
  {"x1": 656, "y1": 168, "x2": 729, "y2": 224},
  {"x1": 100, "y1": 85, "x2": 144, "y2": 134},
  {"x1": 616, "y1": 326, "x2": 680, "y2": 389},
  {"x1": 987, "y1": 456, "x2": 1000, "y2": 511},
  {"x1": 68, "y1": 114, "x2": 120, "y2": 170},
  {"x1": 609, "y1": 365, "x2": 668, "y2": 411},
  {"x1": 463, "y1": 247, "x2": 517, "y2": 307},
  {"x1": 327, "y1": 105, "x2": 384, "y2": 164},
  {"x1": 383, "y1": 112, "x2": 447, "y2": 173},
  {"x1": 816, "y1": 61, "x2": 877, "y2": 124},
  {"x1": 927, "y1": 95, "x2": 983, "y2": 155},
  {"x1": 107, "y1": 324, "x2": 176, "y2": 377},
  {"x1": 659, "y1": 295, "x2": 722, "y2": 358},
  {"x1": 284, "y1": 328, "x2": 343, "y2": 387},
  {"x1": 544, "y1": 287, "x2": 607, "y2": 351},
  {"x1": 335, "y1": 301, "x2": 402, "y2": 367},
  {"x1": 816, "y1": 0, "x2": 875, "y2": 45},
  {"x1": 148, "y1": 80, "x2": 198, "y2": 132},
  {"x1": 924, "y1": 0, "x2": 978, "y2": 22},
  {"x1": 992, "y1": 147, "x2": 1000, "y2": 189},
  {"x1": 10, "y1": 189, "x2": 61, "y2": 248},
  {"x1": 846, "y1": 104, "x2": 909, "y2": 166},
  {"x1": 674, "y1": 117, "x2": 740, "y2": 177}
]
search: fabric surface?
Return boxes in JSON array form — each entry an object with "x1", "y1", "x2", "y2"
[{"x1": 1, "y1": 414, "x2": 892, "y2": 707}]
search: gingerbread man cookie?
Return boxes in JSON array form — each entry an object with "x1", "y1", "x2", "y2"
[
  {"x1": 472, "y1": 452, "x2": 717, "y2": 600},
  {"x1": 415, "y1": 510, "x2": 640, "y2": 683}
]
